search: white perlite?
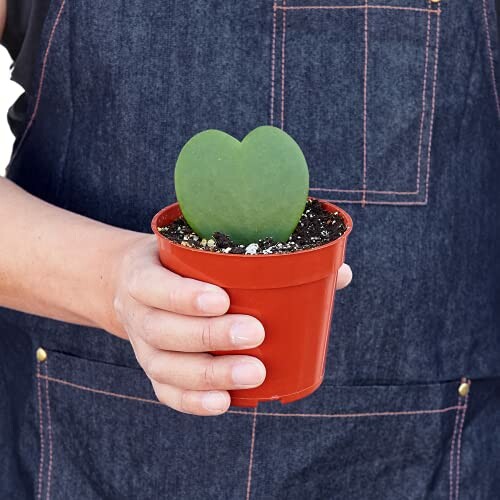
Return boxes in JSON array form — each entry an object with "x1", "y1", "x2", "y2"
[{"x1": 245, "y1": 243, "x2": 259, "y2": 255}]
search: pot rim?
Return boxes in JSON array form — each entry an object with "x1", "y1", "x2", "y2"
[{"x1": 151, "y1": 197, "x2": 353, "y2": 259}]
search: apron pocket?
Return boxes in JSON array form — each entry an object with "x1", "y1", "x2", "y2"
[
  {"x1": 34, "y1": 349, "x2": 470, "y2": 499},
  {"x1": 275, "y1": 0, "x2": 442, "y2": 205}
]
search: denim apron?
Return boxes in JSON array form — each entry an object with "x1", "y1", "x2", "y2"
[{"x1": 1, "y1": 0, "x2": 499, "y2": 498}]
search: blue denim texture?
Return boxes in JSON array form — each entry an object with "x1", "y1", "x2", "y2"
[{"x1": 1, "y1": 0, "x2": 499, "y2": 498}]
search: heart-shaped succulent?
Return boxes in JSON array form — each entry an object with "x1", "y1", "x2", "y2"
[{"x1": 174, "y1": 126, "x2": 309, "y2": 245}]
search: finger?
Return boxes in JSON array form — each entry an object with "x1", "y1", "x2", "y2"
[
  {"x1": 141, "y1": 309, "x2": 265, "y2": 352},
  {"x1": 336, "y1": 263, "x2": 352, "y2": 290},
  {"x1": 142, "y1": 349, "x2": 266, "y2": 391},
  {"x1": 151, "y1": 380, "x2": 231, "y2": 416},
  {"x1": 128, "y1": 265, "x2": 230, "y2": 316}
]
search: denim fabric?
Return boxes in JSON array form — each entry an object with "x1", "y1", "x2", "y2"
[{"x1": 1, "y1": 0, "x2": 500, "y2": 498}]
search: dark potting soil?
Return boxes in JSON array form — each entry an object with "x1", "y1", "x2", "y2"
[{"x1": 158, "y1": 199, "x2": 347, "y2": 255}]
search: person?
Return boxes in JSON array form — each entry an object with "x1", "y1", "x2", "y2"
[{"x1": 0, "y1": 0, "x2": 498, "y2": 499}]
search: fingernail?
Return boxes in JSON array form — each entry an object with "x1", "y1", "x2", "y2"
[
  {"x1": 197, "y1": 293, "x2": 226, "y2": 313},
  {"x1": 202, "y1": 391, "x2": 228, "y2": 412},
  {"x1": 230, "y1": 321, "x2": 265, "y2": 348},
  {"x1": 232, "y1": 362, "x2": 265, "y2": 387}
]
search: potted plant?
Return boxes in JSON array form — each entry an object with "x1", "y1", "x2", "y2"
[{"x1": 151, "y1": 126, "x2": 352, "y2": 407}]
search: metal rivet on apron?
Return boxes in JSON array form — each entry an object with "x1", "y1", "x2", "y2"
[
  {"x1": 458, "y1": 381, "x2": 470, "y2": 397},
  {"x1": 36, "y1": 347, "x2": 48, "y2": 363}
]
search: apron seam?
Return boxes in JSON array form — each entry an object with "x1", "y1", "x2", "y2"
[
  {"x1": 276, "y1": 5, "x2": 439, "y2": 14},
  {"x1": 35, "y1": 362, "x2": 46, "y2": 500},
  {"x1": 453, "y1": 388, "x2": 470, "y2": 500},
  {"x1": 37, "y1": 373, "x2": 466, "y2": 418},
  {"x1": 55, "y1": 0, "x2": 76, "y2": 204},
  {"x1": 269, "y1": 1, "x2": 278, "y2": 126},
  {"x1": 245, "y1": 408, "x2": 258, "y2": 500},
  {"x1": 280, "y1": 0, "x2": 287, "y2": 131},
  {"x1": 448, "y1": 378, "x2": 471, "y2": 500},
  {"x1": 43, "y1": 361, "x2": 54, "y2": 500},
  {"x1": 448, "y1": 393, "x2": 461, "y2": 500},
  {"x1": 482, "y1": 0, "x2": 500, "y2": 120}
]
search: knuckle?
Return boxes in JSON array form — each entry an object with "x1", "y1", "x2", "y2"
[
  {"x1": 199, "y1": 321, "x2": 216, "y2": 350},
  {"x1": 112, "y1": 295, "x2": 124, "y2": 318},
  {"x1": 127, "y1": 267, "x2": 143, "y2": 297},
  {"x1": 166, "y1": 286, "x2": 183, "y2": 312},
  {"x1": 141, "y1": 311, "x2": 157, "y2": 344},
  {"x1": 201, "y1": 360, "x2": 218, "y2": 389}
]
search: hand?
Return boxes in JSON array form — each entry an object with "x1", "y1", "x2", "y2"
[
  {"x1": 110, "y1": 235, "x2": 265, "y2": 416},
  {"x1": 110, "y1": 234, "x2": 352, "y2": 416}
]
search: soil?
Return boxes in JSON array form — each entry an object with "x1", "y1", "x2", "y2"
[{"x1": 158, "y1": 199, "x2": 347, "y2": 255}]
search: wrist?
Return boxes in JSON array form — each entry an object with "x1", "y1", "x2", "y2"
[{"x1": 96, "y1": 229, "x2": 153, "y2": 338}]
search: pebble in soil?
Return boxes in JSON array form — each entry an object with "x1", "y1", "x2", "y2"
[{"x1": 158, "y1": 199, "x2": 347, "y2": 255}]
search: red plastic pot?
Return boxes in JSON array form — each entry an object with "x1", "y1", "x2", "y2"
[{"x1": 151, "y1": 198, "x2": 352, "y2": 407}]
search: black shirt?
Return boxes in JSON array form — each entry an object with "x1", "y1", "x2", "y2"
[{"x1": 1, "y1": 0, "x2": 50, "y2": 137}]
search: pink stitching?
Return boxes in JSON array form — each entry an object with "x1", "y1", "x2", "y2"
[
  {"x1": 38, "y1": 374, "x2": 464, "y2": 418},
  {"x1": 44, "y1": 364, "x2": 54, "y2": 500},
  {"x1": 280, "y1": 0, "x2": 287, "y2": 129},
  {"x1": 322, "y1": 198, "x2": 428, "y2": 206},
  {"x1": 36, "y1": 363, "x2": 45, "y2": 500},
  {"x1": 10, "y1": 0, "x2": 67, "y2": 164},
  {"x1": 448, "y1": 395, "x2": 462, "y2": 500},
  {"x1": 454, "y1": 384, "x2": 470, "y2": 500},
  {"x1": 361, "y1": 0, "x2": 369, "y2": 206},
  {"x1": 310, "y1": 187, "x2": 419, "y2": 195},
  {"x1": 227, "y1": 406, "x2": 464, "y2": 419},
  {"x1": 423, "y1": 9, "x2": 441, "y2": 204},
  {"x1": 245, "y1": 408, "x2": 258, "y2": 500},
  {"x1": 38, "y1": 375, "x2": 165, "y2": 405},
  {"x1": 482, "y1": 0, "x2": 500, "y2": 120},
  {"x1": 270, "y1": 1, "x2": 278, "y2": 125},
  {"x1": 277, "y1": 5, "x2": 440, "y2": 14},
  {"x1": 416, "y1": 4, "x2": 432, "y2": 192}
]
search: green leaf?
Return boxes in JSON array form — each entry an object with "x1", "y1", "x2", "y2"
[{"x1": 174, "y1": 126, "x2": 309, "y2": 245}]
